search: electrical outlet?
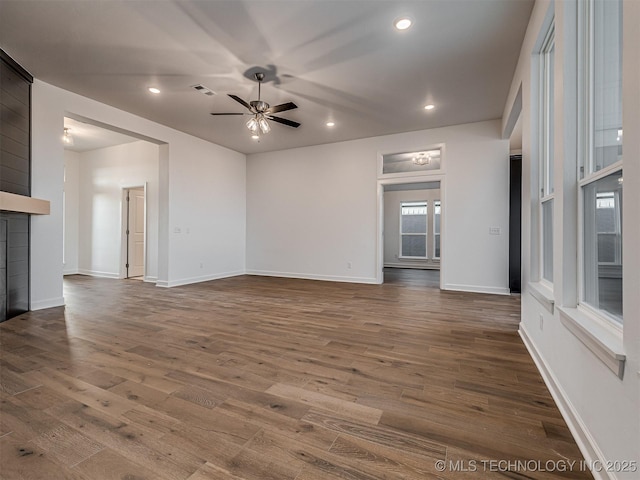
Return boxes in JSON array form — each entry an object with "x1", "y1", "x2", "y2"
[
  {"x1": 347, "y1": 262, "x2": 352, "y2": 269},
  {"x1": 539, "y1": 314, "x2": 544, "y2": 330},
  {"x1": 489, "y1": 227, "x2": 501, "y2": 235},
  {"x1": 200, "y1": 263, "x2": 203, "y2": 269},
  {"x1": 174, "y1": 227, "x2": 181, "y2": 234}
]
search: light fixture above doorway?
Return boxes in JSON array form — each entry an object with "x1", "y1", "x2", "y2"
[{"x1": 412, "y1": 152, "x2": 431, "y2": 166}]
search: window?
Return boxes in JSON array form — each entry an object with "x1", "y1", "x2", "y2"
[
  {"x1": 433, "y1": 200, "x2": 441, "y2": 259},
  {"x1": 400, "y1": 201, "x2": 427, "y2": 258},
  {"x1": 539, "y1": 22, "x2": 555, "y2": 283},
  {"x1": 582, "y1": 172, "x2": 623, "y2": 322},
  {"x1": 382, "y1": 148, "x2": 442, "y2": 175},
  {"x1": 594, "y1": 191, "x2": 621, "y2": 265},
  {"x1": 578, "y1": 0, "x2": 623, "y2": 324}
]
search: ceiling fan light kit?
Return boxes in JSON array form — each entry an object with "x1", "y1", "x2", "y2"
[
  {"x1": 211, "y1": 72, "x2": 300, "y2": 138},
  {"x1": 258, "y1": 115, "x2": 270, "y2": 134},
  {"x1": 246, "y1": 116, "x2": 258, "y2": 133}
]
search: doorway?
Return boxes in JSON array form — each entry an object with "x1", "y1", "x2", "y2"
[
  {"x1": 124, "y1": 187, "x2": 146, "y2": 279},
  {"x1": 62, "y1": 114, "x2": 161, "y2": 283},
  {"x1": 509, "y1": 155, "x2": 522, "y2": 293},
  {"x1": 377, "y1": 179, "x2": 445, "y2": 287}
]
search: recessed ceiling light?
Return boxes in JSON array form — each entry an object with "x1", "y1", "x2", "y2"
[
  {"x1": 251, "y1": 134, "x2": 260, "y2": 140},
  {"x1": 148, "y1": 87, "x2": 161, "y2": 94},
  {"x1": 326, "y1": 121, "x2": 335, "y2": 127},
  {"x1": 394, "y1": 18, "x2": 412, "y2": 31},
  {"x1": 424, "y1": 104, "x2": 435, "y2": 110}
]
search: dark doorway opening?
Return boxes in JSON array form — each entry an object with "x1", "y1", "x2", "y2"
[{"x1": 509, "y1": 154, "x2": 522, "y2": 294}]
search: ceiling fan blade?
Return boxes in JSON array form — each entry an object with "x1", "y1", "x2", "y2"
[
  {"x1": 266, "y1": 102, "x2": 298, "y2": 114},
  {"x1": 267, "y1": 115, "x2": 301, "y2": 128},
  {"x1": 228, "y1": 94, "x2": 253, "y2": 111},
  {"x1": 210, "y1": 112, "x2": 248, "y2": 116}
]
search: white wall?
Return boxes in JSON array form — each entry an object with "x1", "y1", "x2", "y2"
[
  {"x1": 164, "y1": 135, "x2": 246, "y2": 287},
  {"x1": 74, "y1": 141, "x2": 159, "y2": 281},
  {"x1": 63, "y1": 150, "x2": 80, "y2": 275},
  {"x1": 31, "y1": 80, "x2": 246, "y2": 308},
  {"x1": 247, "y1": 120, "x2": 510, "y2": 293},
  {"x1": 383, "y1": 189, "x2": 441, "y2": 269},
  {"x1": 502, "y1": 1, "x2": 640, "y2": 477}
]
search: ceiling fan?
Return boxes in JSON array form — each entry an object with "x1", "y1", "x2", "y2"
[{"x1": 210, "y1": 72, "x2": 300, "y2": 137}]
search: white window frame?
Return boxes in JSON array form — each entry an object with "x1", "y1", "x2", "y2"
[
  {"x1": 399, "y1": 201, "x2": 428, "y2": 260},
  {"x1": 539, "y1": 22, "x2": 555, "y2": 287},
  {"x1": 433, "y1": 200, "x2": 441, "y2": 260},
  {"x1": 557, "y1": 0, "x2": 625, "y2": 380},
  {"x1": 576, "y1": 0, "x2": 623, "y2": 329}
]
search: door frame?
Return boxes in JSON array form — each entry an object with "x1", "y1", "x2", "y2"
[
  {"x1": 376, "y1": 175, "x2": 446, "y2": 287},
  {"x1": 120, "y1": 184, "x2": 147, "y2": 279}
]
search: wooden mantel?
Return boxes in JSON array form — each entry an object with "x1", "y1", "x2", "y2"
[{"x1": 0, "y1": 191, "x2": 50, "y2": 215}]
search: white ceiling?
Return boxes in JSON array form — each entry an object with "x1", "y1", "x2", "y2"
[
  {"x1": 63, "y1": 117, "x2": 139, "y2": 152},
  {"x1": 510, "y1": 114, "x2": 523, "y2": 151},
  {"x1": 0, "y1": 0, "x2": 533, "y2": 155}
]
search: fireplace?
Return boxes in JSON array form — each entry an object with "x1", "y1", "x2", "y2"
[{"x1": 1, "y1": 49, "x2": 48, "y2": 322}]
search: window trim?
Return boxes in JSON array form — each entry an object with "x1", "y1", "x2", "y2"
[
  {"x1": 538, "y1": 21, "x2": 555, "y2": 286},
  {"x1": 578, "y1": 159, "x2": 622, "y2": 188},
  {"x1": 433, "y1": 200, "x2": 441, "y2": 260},
  {"x1": 575, "y1": 0, "x2": 623, "y2": 330},
  {"x1": 576, "y1": 0, "x2": 624, "y2": 331},
  {"x1": 539, "y1": 196, "x2": 554, "y2": 287},
  {"x1": 540, "y1": 23, "x2": 555, "y2": 198},
  {"x1": 558, "y1": 306, "x2": 625, "y2": 378},
  {"x1": 529, "y1": 281, "x2": 555, "y2": 314}
]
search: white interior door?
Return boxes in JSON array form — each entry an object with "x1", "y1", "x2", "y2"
[{"x1": 128, "y1": 188, "x2": 145, "y2": 278}]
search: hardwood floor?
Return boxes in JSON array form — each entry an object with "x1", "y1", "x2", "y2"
[
  {"x1": 384, "y1": 267, "x2": 440, "y2": 289},
  {"x1": 0, "y1": 274, "x2": 591, "y2": 479}
]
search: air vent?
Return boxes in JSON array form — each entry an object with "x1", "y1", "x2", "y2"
[{"x1": 191, "y1": 84, "x2": 216, "y2": 96}]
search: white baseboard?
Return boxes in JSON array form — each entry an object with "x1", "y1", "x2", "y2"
[
  {"x1": 157, "y1": 270, "x2": 245, "y2": 288},
  {"x1": 519, "y1": 325, "x2": 614, "y2": 480},
  {"x1": 63, "y1": 269, "x2": 79, "y2": 276},
  {"x1": 143, "y1": 276, "x2": 157, "y2": 283},
  {"x1": 246, "y1": 269, "x2": 378, "y2": 285},
  {"x1": 30, "y1": 297, "x2": 65, "y2": 311},
  {"x1": 384, "y1": 262, "x2": 440, "y2": 270},
  {"x1": 443, "y1": 283, "x2": 510, "y2": 295},
  {"x1": 77, "y1": 269, "x2": 120, "y2": 279}
]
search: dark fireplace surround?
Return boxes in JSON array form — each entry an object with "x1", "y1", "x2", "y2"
[{"x1": 1, "y1": 49, "x2": 50, "y2": 322}]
